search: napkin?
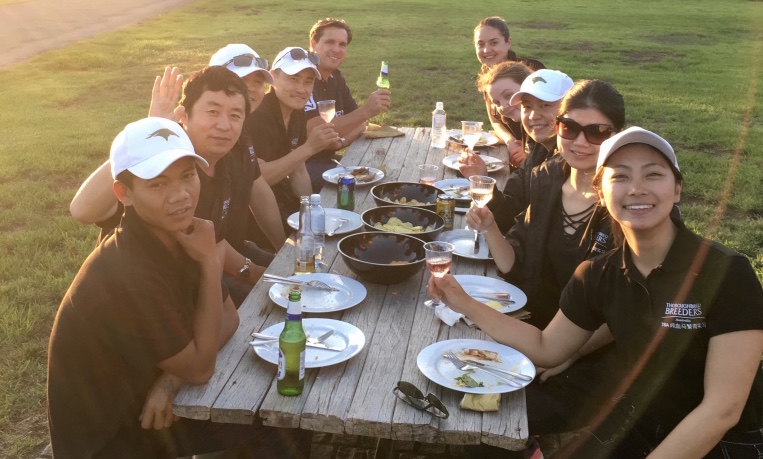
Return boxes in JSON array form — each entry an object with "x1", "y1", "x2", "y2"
[
  {"x1": 460, "y1": 393, "x2": 500, "y2": 412},
  {"x1": 433, "y1": 304, "x2": 463, "y2": 326},
  {"x1": 365, "y1": 123, "x2": 404, "y2": 139}
]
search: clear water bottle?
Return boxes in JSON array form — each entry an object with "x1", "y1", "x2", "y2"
[
  {"x1": 431, "y1": 102, "x2": 447, "y2": 149},
  {"x1": 294, "y1": 196, "x2": 315, "y2": 274},
  {"x1": 309, "y1": 194, "x2": 326, "y2": 265}
]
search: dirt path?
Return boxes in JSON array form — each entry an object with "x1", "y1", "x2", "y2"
[{"x1": 0, "y1": 0, "x2": 195, "y2": 69}]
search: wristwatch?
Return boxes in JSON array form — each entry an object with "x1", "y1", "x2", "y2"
[
  {"x1": 238, "y1": 258, "x2": 253, "y2": 280},
  {"x1": 339, "y1": 137, "x2": 347, "y2": 148}
]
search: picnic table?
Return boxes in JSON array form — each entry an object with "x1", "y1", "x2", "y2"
[{"x1": 173, "y1": 127, "x2": 529, "y2": 451}]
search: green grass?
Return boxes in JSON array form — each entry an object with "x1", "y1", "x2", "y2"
[{"x1": 1, "y1": 0, "x2": 762, "y2": 456}]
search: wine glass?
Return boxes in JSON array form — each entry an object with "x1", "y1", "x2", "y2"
[
  {"x1": 467, "y1": 175, "x2": 496, "y2": 254},
  {"x1": 424, "y1": 241, "x2": 455, "y2": 307},
  {"x1": 317, "y1": 100, "x2": 336, "y2": 123},
  {"x1": 460, "y1": 121, "x2": 483, "y2": 164}
]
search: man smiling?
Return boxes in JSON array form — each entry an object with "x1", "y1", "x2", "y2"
[{"x1": 303, "y1": 18, "x2": 391, "y2": 191}]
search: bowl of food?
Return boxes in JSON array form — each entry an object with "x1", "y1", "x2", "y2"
[
  {"x1": 370, "y1": 181, "x2": 441, "y2": 213},
  {"x1": 337, "y1": 232, "x2": 426, "y2": 284},
  {"x1": 360, "y1": 205, "x2": 445, "y2": 242}
]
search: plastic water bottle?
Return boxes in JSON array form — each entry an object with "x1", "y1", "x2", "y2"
[
  {"x1": 431, "y1": 102, "x2": 447, "y2": 149},
  {"x1": 309, "y1": 194, "x2": 326, "y2": 265}
]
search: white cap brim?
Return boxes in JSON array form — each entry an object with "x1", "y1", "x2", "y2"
[
  {"x1": 596, "y1": 126, "x2": 679, "y2": 172},
  {"x1": 228, "y1": 65, "x2": 274, "y2": 84},
  {"x1": 275, "y1": 61, "x2": 321, "y2": 78},
  {"x1": 128, "y1": 150, "x2": 209, "y2": 179}
]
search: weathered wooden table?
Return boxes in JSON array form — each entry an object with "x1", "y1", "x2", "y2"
[{"x1": 174, "y1": 127, "x2": 529, "y2": 451}]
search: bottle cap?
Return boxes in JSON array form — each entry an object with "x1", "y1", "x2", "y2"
[
  {"x1": 288, "y1": 289, "x2": 301, "y2": 301},
  {"x1": 436, "y1": 102, "x2": 443, "y2": 109},
  {"x1": 310, "y1": 193, "x2": 321, "y2": 205}
]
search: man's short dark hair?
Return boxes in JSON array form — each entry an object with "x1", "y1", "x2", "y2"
[
  {"x1": 116, "y1": 170, "x2": 136, "y2": 189},
  {"x1": 180, "y1": 66, "x2": 250, "y2": 116},
  {"x1": 310, "y1": 18, "x2": 353, "y2": 45}
]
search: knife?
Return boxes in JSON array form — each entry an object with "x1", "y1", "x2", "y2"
[
  {"x1": 473, "y1": 230, "x2": 480, "y2": 254},
  {"x1": 250, "y1": 334, "x2": 345, "y2": 352},
  {"x1": 463, "y1": 359, "x2": 533, "y2": 381}
]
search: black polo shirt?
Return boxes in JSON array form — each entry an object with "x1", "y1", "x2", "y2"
[
  {"x1": 304, "y1": 69, "x2": 358, "y2": 163},
  {"x1": 244, "y1": 90, "x2": 306, "y2": 221},
  {"x1": 48, "y1": 207, "x2": 200, "y2": 457},
  {"x1": 560, "y1": 219, "x2": 763, "y2": 433}
]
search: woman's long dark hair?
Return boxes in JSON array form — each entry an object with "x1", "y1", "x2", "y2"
[{"x1": 558, "y1": 79, "x2": 626, "y2": 131}]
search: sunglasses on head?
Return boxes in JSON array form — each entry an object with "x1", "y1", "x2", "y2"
[
  {"x1": 556, "y1": 116, "x2": 615, "y2": 145},
  {"x1": 274, "y1": 48, "x2": 321, "y2": 67},
  {"x1": 224, "y1": 54, "x2": 269, "y2": 70},
  {"x1": 393, "y1": 381, "x2": 449, "y2": 419}
]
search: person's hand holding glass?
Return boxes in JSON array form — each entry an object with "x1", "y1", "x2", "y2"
[
  {"x1": 424, "y1": 241, "x2": 454, "y2": 308},
  {"x1": 466, "y1": 175, "x2": 496, "y2": 253}
]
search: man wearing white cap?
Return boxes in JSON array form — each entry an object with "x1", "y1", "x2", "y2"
[
  {"x1": 209, "y1": 43, "x2": 273, "y2": 113},
  {"x1": 303, "y1": 18, "x2": 392, "y2": 192},
  {"x1": 244, "y1": 46, "x2": 338, "y2": 226}
]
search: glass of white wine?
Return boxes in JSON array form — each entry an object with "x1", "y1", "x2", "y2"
[
  {"x1": 424, "y1": 241, "x2": 455, "y2": 308},
  {"x1": 317, "y1": 100, "x2": 336, "y2": 123},
  {"x1": 460, "y1": 120, "x2": 483, "y2": 155}
]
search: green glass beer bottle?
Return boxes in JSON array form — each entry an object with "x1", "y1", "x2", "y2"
[
  {"x1": 376, "y1": 61, "x2": 390, "y2": 89},
  {"x1": 277, "y1": 289, "x2": 306, "y2": 396}
]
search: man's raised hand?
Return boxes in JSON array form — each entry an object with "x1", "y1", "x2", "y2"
[
  {"x1": 363, "y1": 89, "x2": 391, "y2": 118},
  {"x1": 149, "y1": 66, "x2": 185, "y2": 122}
]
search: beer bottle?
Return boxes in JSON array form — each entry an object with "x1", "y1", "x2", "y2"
[
  {"x1": 277, "y1": 289, "x2": 306, "y2": 396},
  {"x1": 294, "y1": 196, "x2": 316, "y2": 274},
  {"x1": 376, "y1": 61, "x2": 390, "y2": 89}
]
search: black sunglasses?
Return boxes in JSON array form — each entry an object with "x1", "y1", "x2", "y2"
[
  {"x1": 274, "y1": 48, "x2": 321, "y2": 67},
  {"x1": 224, "y1": 54, "x2": 269, "y2": 70},
  {"x1": 393, "y1": 381, "x2": 449, "y2": 419},
  {"x1": 556, "y1": 116, "x2": 616, "y2": 145}
]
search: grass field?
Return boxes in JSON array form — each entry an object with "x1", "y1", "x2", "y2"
[{"x1": 0, "y1": 0, "x2": 761, "y2": 457}]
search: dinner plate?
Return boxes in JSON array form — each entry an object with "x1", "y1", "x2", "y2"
[
  {"x1": 453, "y1": 274, "x2": 527, "y2": 313},
  {"x1": 252, "y1": 318, "x2": 365, "y2": 368},
  {"x1": 442, "y1": 154, "x2": 506, "y2": 173},
  {"x1": 267, "y1": 273, "x2": 367, "y2": 313},
  {"x1": 322, "y1": 166, "x2": 385, "y2": 186},
  {"x1": 287, "y1": 208, "x2": 363, "y2": 235},
  {"x1": 446, "y1": 130, "x2": 501, "y2": 147},
  {"x1": 437, "y1": 229, "x2": 492, "y2": 260},
  {"x1": 417, "y1": 338, "x2": 535, "y2": 394},
  {"x1": 433, "y1": 178, "x2": 470, "y2": 202}
]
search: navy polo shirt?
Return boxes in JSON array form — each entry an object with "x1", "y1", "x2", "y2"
[{"x1": 560, "y1": 219, "x2": 763, "y2": 432}]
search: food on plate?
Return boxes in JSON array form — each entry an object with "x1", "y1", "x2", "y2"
[
  {"x1": 374, "y1": 217, "x2": 434, "y2": 234},
  {"x1": 381, "y1": 196, "x2": 433, "y2": 206},
  {"x1": 455, "y1": 371, "x2": 483, "y2": 388},
  {"x1": 483, "y1": 300, "x2": 505, "y2": 310},
  {"x1": 388, "y1": 260, "x2": 410, "y2": 265},
  {"x1": 485, "y1": 162, "x2": 501, "y2": 171},
  {"x1": 338, "y1": 167, "x2": 377, "y2": 183},
  {"x1": 461, "y1": 348, "x2": 502, "y2": 363}
]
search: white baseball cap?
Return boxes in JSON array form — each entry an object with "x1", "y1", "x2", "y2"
[
  {"x1": 209, "y1": 44, "x2": 274, "y2": 84},
  {"x1": 596, "y1": 126, "x2": 679, "y2": 172},
  {"x1": 271, "y1": 47, "x2": 321, "y2": 78},
  {"x1": 509, "y1": 69, "x2": 574, "y2": 106},
  {"x1": 110, "y1": 117, "x2": 209, "y2": 180}
]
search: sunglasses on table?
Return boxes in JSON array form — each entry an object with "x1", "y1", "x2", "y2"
[
  {"x1": 393, "y1": 381, "x2": 449, "y2": 419},
  {"x1": 556, "y1": 116, "x2": 616, "y2": 145},
  {"x1": 274, "y1": 48, "x2": 321, "y2": 67},
  {"x1": 224, "y1": 54, "x2": 269, "y2": 70}
]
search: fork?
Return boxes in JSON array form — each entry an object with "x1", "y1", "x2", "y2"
[
  {"x1": 442, "y1": 351, "x2": 521, "y2": 388},
  {"x1": 327, "y1": 218, "x2": 349, "y2": 236},
  {"x1": 261, "y1": 274, "x2": 340, "y2": 292}
]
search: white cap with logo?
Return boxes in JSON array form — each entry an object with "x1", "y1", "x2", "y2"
[
  {"x1": 209, "y1": 43, "x2": 274, "y2": 84},
  {"x1": 271, "y1": 47, "x2": 321, "y2": 78},
  {"x1": 110, "y1": 117, "x2": 209, "y2": 180},
  {"x1": 509, "y1": 69, "x2": 574, "y2": 106},
  {"x1": 596, "y1": 126, "x2": 679, "y2": 172}
]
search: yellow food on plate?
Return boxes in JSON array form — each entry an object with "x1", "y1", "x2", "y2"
[
  {"x1": 382, "y1": 196, "x2": 432, "y2": 206},
  {"x1": 483, "y1": 300, "x2": 504, "y2": 310},
  {"x1": 461, "y1": 348, "x2": 502, "y2": 363},
  {"x1": 374, "y1": 217, "x2": 433, "y2": 233},
  {"x1": 389, "y1": 260, "x2": 410, "y2": 265}
]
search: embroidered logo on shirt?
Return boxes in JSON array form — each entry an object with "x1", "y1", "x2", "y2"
[
  {"x1": 146, "y1": 128, "x2": 179, "y2": 141},
  {"x1": 291, "y1": 137, "x2": 299, "y2": 150},
  {"x1": 591, "y1": 232, "x2": 610, "y2": 254},
  {"x1": 248, "y1": 145, "x2": 256, "y2": 163},
  {"x1": 305, "y1": 95, "x2": 316, "y2": 111},
  {"x1": 661, "y1": 303, "x2": 706, "y2": 330}
]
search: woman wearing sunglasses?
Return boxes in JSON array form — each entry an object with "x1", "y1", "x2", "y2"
[
  {"x1": 473, "y1": 17, "x2": 543, "y2": 159},
  {"x1": 434, "y1": 128, "x2": 763, "y2": 458},
  {"x1": 465, "y1": 79, "x2": 625, "y2": 434}
]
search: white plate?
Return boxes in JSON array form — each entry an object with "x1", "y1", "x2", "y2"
[
  {"x1": 267, "y1": 273, "x2": 367, "y2": 313},
  {"x1": 287, "y1": 208, "x2": 363, "y2": 235},
  {"x1": 252, "y1": 318, "x2": 365, "y2": 368},
  {"x1": 417, "y1": 338, "x2": 535, "y2": 394},
  {"x1": 437, "y1": 229, "x2": 492, "y2": 260},
  {"x1": 453, "y1": 274, "x2": 527, "y2": 313},
  {"x1": 446, "y1": 130, "x2": 501, "y2": 147},
  {"x1": 433, "y1": 178, "x2": 470, "y2": 201},
  {"x1": 442, "y1": 154, "x2": 506, "y2": 173},
  {"x1": 322, "y1": 166, "x2": 385, "y2": 186}
]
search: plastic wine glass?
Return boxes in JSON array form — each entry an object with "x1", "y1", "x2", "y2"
[
  {"x1": 317, "y1": 100, "x2": 336, "y2": 123},
  {"x1": 468, "y1": 174, "x2": 496, "y2": 229},
  {"x1": 424, "y1": 241, "x2": 455, "y2": 308},
  {"x1": 460, "y1": 121, "x2": 483, "y2": 155}
]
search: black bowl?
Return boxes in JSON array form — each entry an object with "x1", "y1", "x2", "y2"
[
  {"x1": 361, "y1": 205, "x2": 445, "y2": 242},
  {"x1": 338, "y1": 232, "x2": 426, "y2": 285},
  {"x1": 370, "y1": 181, "x2": 442, "y2": 213}
]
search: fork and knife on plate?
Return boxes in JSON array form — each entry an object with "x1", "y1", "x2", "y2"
[
  {"x1": 441, "y1": 350, "x2": 532, "y2": 387},
  {"x1": 250, "y1": 328, "x2": 346, "y2": 352}
]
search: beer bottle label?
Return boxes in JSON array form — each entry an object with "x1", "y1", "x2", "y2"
[
  {"x1": 277, "y1": 348, "x2": 286, "y2": 380},
  {"x1": 299, "y1": 350, "x2": 306, "y2": 380}
]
